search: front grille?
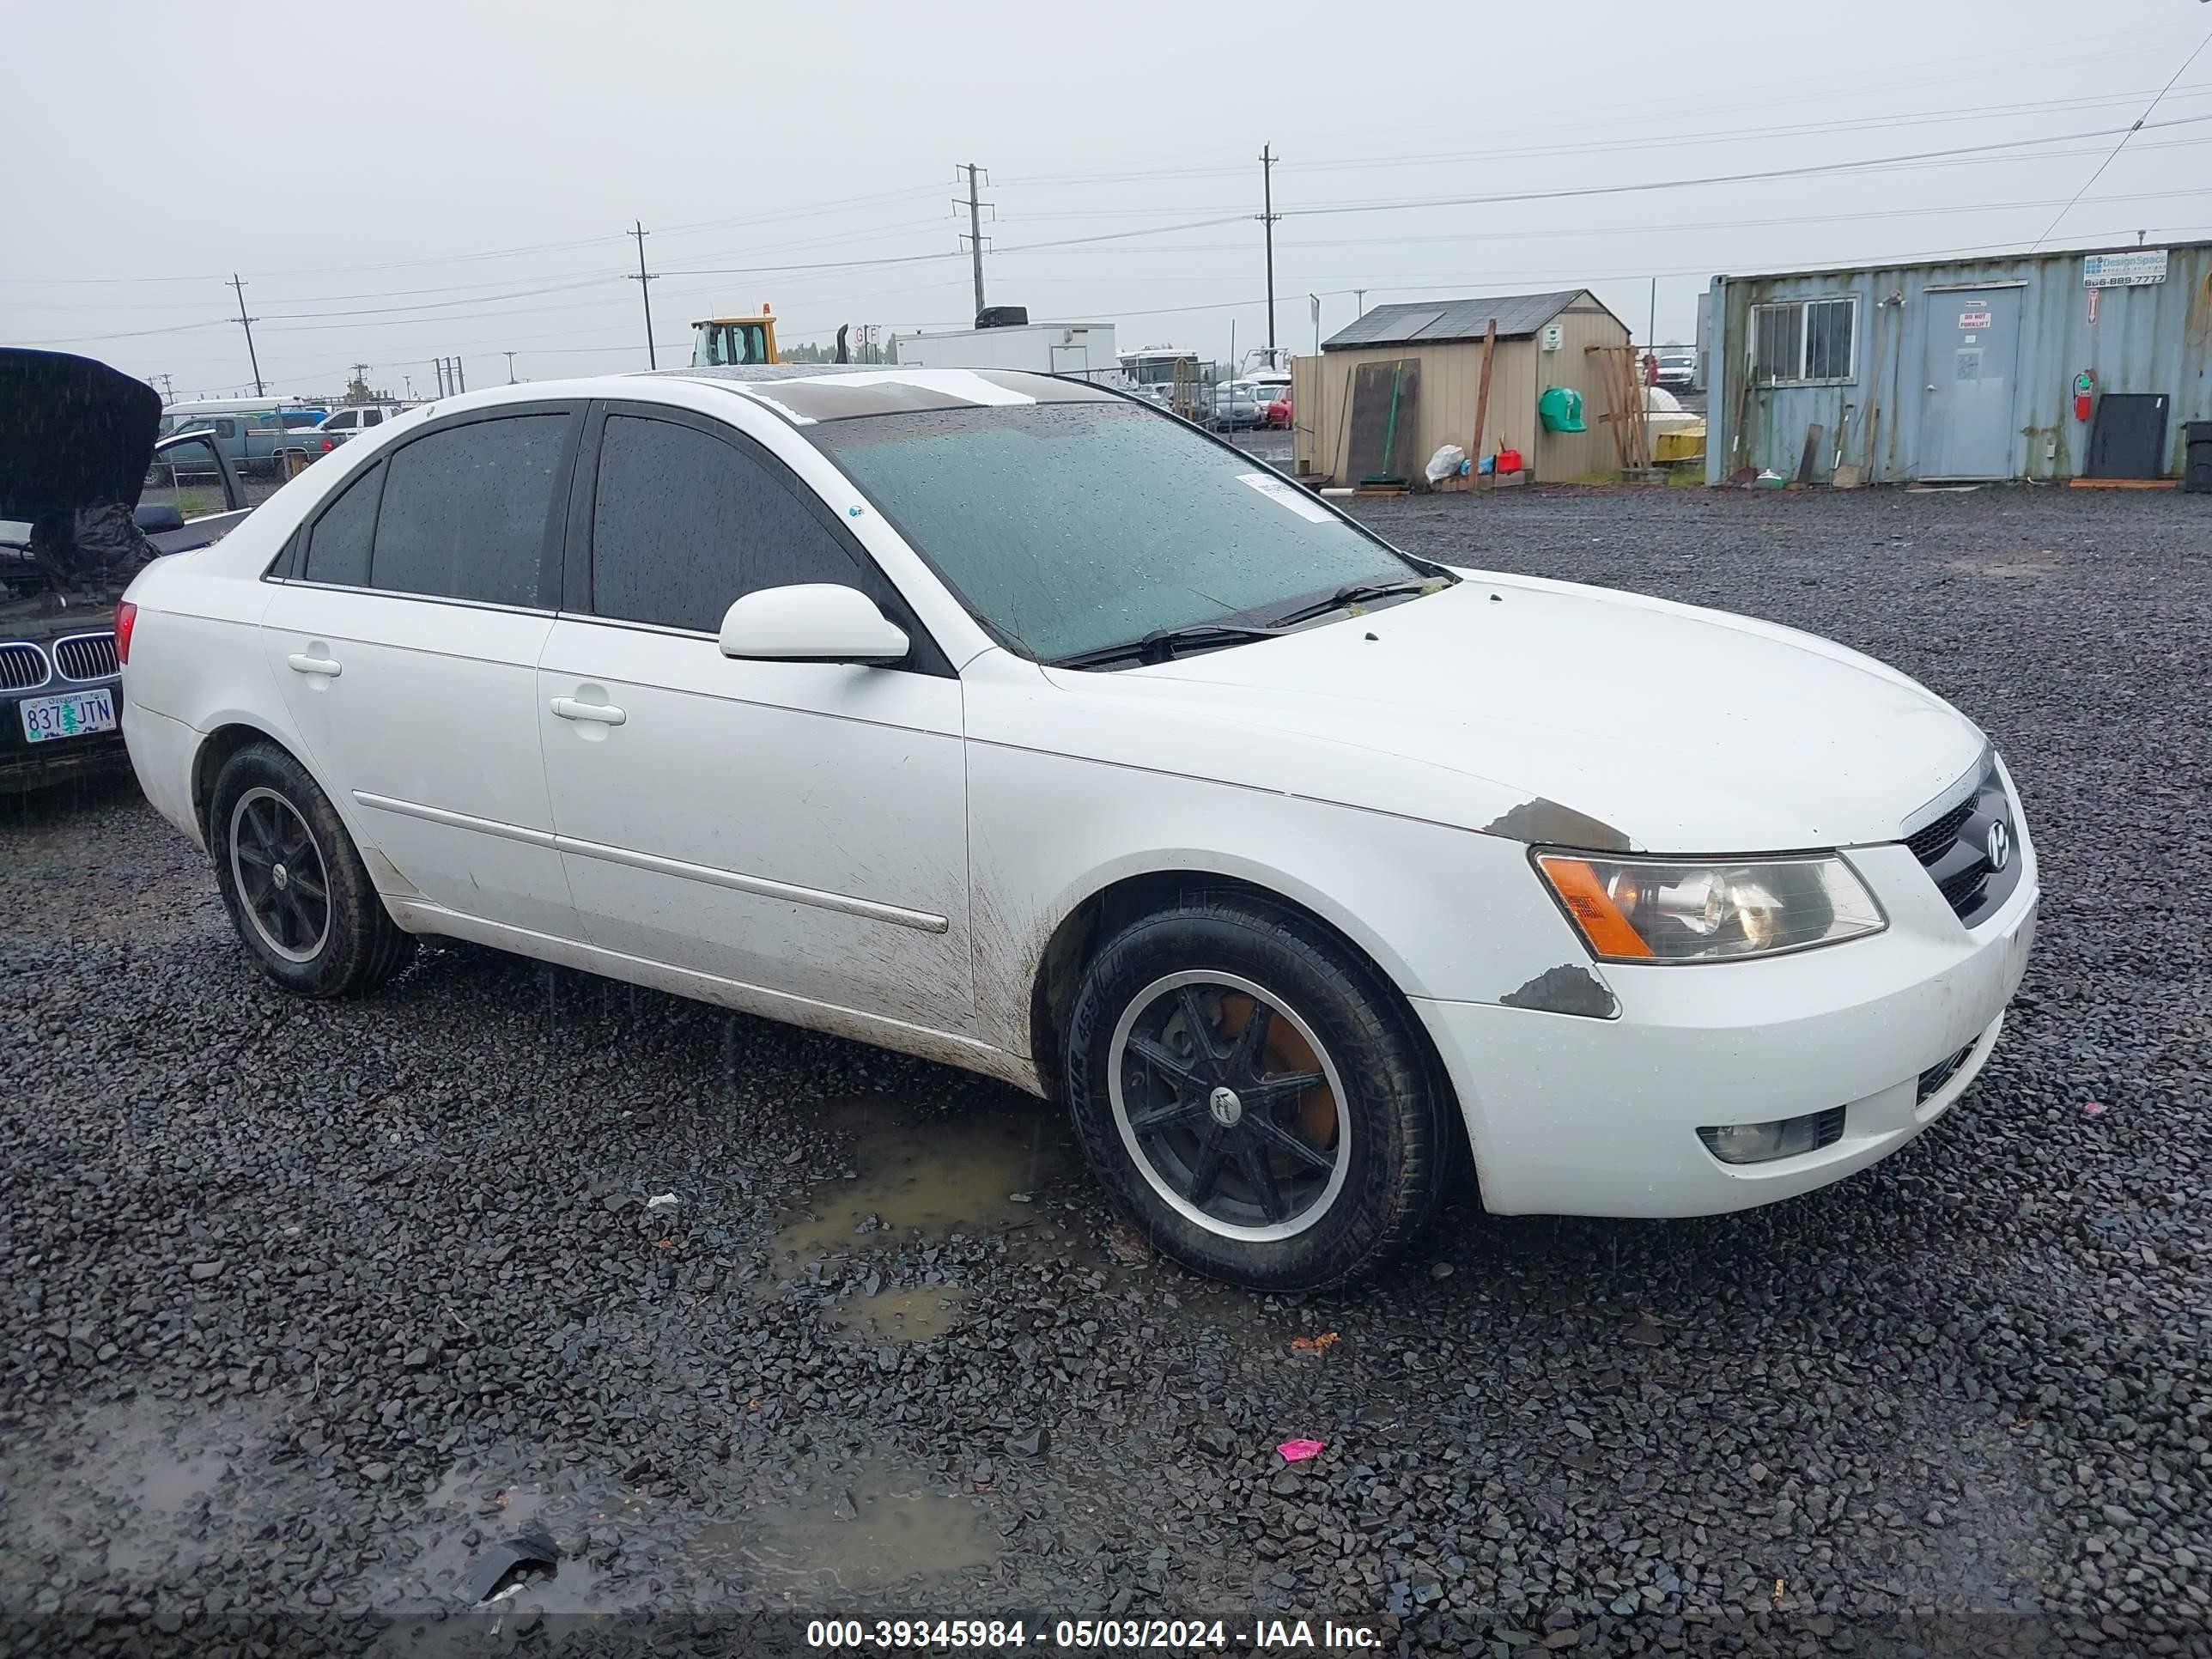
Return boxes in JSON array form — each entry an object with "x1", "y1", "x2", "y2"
[
  {"x1": 1917, "y1": 1042, "x2": 1976, "y2": 1103},
  {"x1": 52, "y1": 632, "x2": 119, "y2": 681},
  {"x1": 1905, "y1": 755, "x2": 2021, "y2": 927},
  {"x1": 1937, "y1": 864, "x2": 1990, "y2": 913},
  {"x1": 0, "y1": 641, "x2": 52, "y2": 691},
  {"x1": 1905, "y1": 799, "x2": 1973, "y2": 866}
]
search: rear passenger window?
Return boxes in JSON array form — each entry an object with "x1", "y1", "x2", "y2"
[
  {"x1": 362, "y1": 409, "x2": 383, "y2": 427},
  {"x1": 303, "y1": 461, "x2": 381, "y2": 586},
  {"x1": 371, "y1": 415, "x2": 566, "y2": 606},
  {"x1": 588, "y1": 413, "x2": 867, "y2": 632}
]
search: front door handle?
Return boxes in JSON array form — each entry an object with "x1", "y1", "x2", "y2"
[
  {"x1": 287, "y1": 653, "x2": 342, "y2": 678},
  {"x1": 550, "y1": 696, "x2": 626, "y2": 726}
]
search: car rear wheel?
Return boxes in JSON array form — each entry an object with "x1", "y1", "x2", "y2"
[
  {"x1": 210, "y1": 743, "x2": 414, "y2": 997},
  {"x1": 1062, "y1": 893, "x2": 1448, "y2": 1291}
]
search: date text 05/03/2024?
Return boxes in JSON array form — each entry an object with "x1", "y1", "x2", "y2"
[{"x1": 804, "y1": 1617, "x2": 1383, "y2": 1650}]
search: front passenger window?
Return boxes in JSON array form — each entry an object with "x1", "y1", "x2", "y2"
[{"x1": 587, "y1": 413, "x2": 872, "y2": 632}]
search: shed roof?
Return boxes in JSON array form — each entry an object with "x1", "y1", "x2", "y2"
[
  {"x1": 1322, "y1": 289, "x2": 1595, "y2": 350},
  {"x1": 1713, "y1": 234, "x2": 2212, "y2": 288}
]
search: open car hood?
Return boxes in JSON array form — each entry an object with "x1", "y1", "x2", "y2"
[{"x1": 0, "y1": 348, "x2": 160, "y2": 520}]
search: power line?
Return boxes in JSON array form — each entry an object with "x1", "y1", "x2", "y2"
[
  {"x1": 1275, "y1": 115, "x2": 2212, "y2": 219},
  {"x1": 2032, "y1": 30, "x2": 2212, "y2": 247}
]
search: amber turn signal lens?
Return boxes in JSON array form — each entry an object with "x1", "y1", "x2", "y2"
[{"x1": 1534, "y1": 856, "x2": 1655, "y2": 959}]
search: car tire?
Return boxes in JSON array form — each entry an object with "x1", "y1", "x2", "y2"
[
  {"x1": 209, "y1": 742, "x2": 414, "y2": 998},
  {"x1": 1062, "y1": 892, "x2": 1448, "y2": 1291}
]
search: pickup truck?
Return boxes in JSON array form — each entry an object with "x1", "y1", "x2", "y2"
[
  {"x1": 161, "y1": 406, "x2": 329, "y2": 476},
  {"x1": 3, "y1": 349, "x2": 252, "y2": 791}
]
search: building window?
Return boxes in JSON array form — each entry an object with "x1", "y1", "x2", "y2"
[{"x1": 1749, "y1": 297, "x2": 1856, "y2": 385}]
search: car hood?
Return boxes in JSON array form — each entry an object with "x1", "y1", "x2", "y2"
[
  {"x1": 1037, "y1": 573, "x2": 1986, "y2": 852},
  {"x1": 0, "y1": 349, "x2": 161, "y2": 520}
]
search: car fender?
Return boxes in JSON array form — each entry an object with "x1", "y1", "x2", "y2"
[{"x1": 964, "y1": 718, "x2": 1597, "y2": 1066}]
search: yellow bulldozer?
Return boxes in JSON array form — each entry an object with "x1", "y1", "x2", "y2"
[{"x1": 690, "y1": 308, "x2": 779, "y2": 368}]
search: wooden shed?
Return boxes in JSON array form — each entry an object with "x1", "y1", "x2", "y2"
[{"x1": 1291, "y1": 289, "x2": 1632, "y2": 485}]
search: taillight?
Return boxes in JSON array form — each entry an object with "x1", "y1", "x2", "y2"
[
  {"x1": 321, "y1": 437, "x2": 336, "y2": 452},
  {"x1": 114, "y1": 599, "x2": 137, "y2": 665}
]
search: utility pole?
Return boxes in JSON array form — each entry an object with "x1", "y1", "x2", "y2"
[
  {"x1": 228, "y1": 273, "x2": 264, "y2": 397},
  {"x1": 627, "y1": 221, "x2": 659, "y2": 370},
  {"x1": 959, "y1": 164, "x2": 990, "y2": 320},
  {"x1": 154, "y1": 373, "x2": 173, "y2": 403},
  {"x1": 1354, "y1": 289, "x2": 1366, "y2": 317},
  {"x1": 1258, "y1": 145, "x2": 1280, "y2": 353},
  {"x1": 350, "y1": 362, "x2": 370, "y2": 402},
  {"x1": 504, "y1": 350, "x2": 518, "y2": 384},
  {"x1": 1647, "y1": 277, "x2": 1657, "y2": 352}
]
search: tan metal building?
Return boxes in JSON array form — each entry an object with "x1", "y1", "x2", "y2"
[{"x1": 1291, "y1": 289, "x2": 1632, "y2": 484}]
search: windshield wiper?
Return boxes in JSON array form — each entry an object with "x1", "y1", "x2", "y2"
[
  {"x1": 1052, "y1": 621, "x2": 1285, "y2": 671},
  {"x1": 1264, "y1": 576, "x2": 1445, "y2": 629}
]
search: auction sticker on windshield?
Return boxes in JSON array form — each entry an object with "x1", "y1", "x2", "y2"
[
  {"x1": 1237, "y1": 471, "x2": 1335, "y2": 524},
  {"x1": 21, "y1": 687, "x2": 116, "y2": 743}
]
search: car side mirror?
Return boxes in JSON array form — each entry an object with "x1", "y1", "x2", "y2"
[{"x1": 718, "y1": 584, "x2": 909, "y2": 665}]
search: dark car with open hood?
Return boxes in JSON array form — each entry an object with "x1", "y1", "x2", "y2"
[{"x1": 1, "y1": 348, "x2": 251, "y2": 790}]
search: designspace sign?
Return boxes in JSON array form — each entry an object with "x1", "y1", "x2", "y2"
[{"x1": 2081, "y1": 249, "x2": 2168, "y2": 289}]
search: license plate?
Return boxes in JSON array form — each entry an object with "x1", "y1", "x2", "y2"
[{"x1": 20, "y1": 687, "x2": 117, "y2": 743}]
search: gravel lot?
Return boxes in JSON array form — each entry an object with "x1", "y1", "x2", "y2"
[{"x1": 3, "y1": 486, "x2": 2207, "y2": 1656}]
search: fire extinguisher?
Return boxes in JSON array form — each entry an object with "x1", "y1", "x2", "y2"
[{"x1": 2074, "y1": 369, "x2": 2095, "y2": 422}]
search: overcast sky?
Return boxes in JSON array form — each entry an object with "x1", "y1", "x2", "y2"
[{"x1": 7, "y1": 0, "x2": 2209, "y2": 399}]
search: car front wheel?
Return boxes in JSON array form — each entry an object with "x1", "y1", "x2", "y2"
[
  {"x1": 209, "y1": 742, "x2": 414, "y2": 997},
  {"x1": 1063, "y1": 894, "x2": 1448, "y2": 1291}
]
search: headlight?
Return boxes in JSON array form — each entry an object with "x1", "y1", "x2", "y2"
[{"x1": 1534, "y1": 852, "x2": 1886, "y2": 963}]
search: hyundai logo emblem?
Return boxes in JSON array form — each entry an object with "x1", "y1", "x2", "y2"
[{"x1": 1984, "y1": 821, "x2": 2011, "y2": 872}]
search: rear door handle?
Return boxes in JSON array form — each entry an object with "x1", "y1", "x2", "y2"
[
  {"x1": 550, "y1": 696, "x2": 625, "y2": 726},
  {"x1": 287, "y1": 653, "x2": 342, "y2": 678}
]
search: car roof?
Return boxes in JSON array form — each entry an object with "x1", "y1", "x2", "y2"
[{"x1": 654, "y1": 364, "x2": 1122, "y2": 424}]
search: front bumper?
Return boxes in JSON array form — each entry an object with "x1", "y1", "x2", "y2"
[
  {"x1": 0, "y1": 678, "x2": 129, "y2": 793},
  {"x1": 1412, "y1": 837, "x2": 2039, "y2": 1218}
]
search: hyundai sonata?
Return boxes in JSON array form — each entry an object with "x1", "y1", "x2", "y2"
[{"x1": 118, "y1": 366, "x2": 2037, "y2": 1289}]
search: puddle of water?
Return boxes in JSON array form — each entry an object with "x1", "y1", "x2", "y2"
[
  {"x1": 824, "y1": 1284, "x2": 968, "y2": 1343},
  {"x1": 138, "y1": 1446, "x2": 229, "y2": 1512},
  {"x1": 386, "y1": 1469, "x2": 645, "y2": 1613},
  {"x1": 768, "y1": 1096, "x2": 1076, "y2": 1267},
  {"x1": 689, "y1": 1455, "x2": 1000, "y2": 1594}
]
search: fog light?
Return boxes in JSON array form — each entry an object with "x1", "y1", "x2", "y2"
[{"x1": 1697, "y1": 1106, "x2": 1845, "y2": 1165}]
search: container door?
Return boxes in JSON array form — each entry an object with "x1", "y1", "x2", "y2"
[{"x1": 1917, "y1": 289, "x2": 2021, "y2": 480}]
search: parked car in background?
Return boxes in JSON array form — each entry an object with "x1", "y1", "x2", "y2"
[
  {"x1": 1207, "y1": 381, "x2": 1261, "y2": 430},
  {"x1": 3, "y1": 349, "x2": 251, "y2": 790},
  {"x1": 164, "y1": 405, "x2": 330, "y2": 477},
  {"x1": 120, "y1": 364, "x2": 2037, "y2": 1292},
  {"x1": 1262, "y1": 387, "x2": 1293, "y2": 429},
  {"x1": 1654, "y1": 351, "x2": 1698, "y2": 390},
  {"x1": 313, "y1": 404, "x2": 410, "y2": 451}
]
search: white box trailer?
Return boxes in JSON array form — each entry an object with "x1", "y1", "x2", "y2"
[{"x1": 891, "y1": 321, "x2": 1120, "y2": 381}]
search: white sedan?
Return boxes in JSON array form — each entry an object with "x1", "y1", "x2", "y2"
[{"x1": 117, "y1": 367, "x2": 2038, "y2": 1290}]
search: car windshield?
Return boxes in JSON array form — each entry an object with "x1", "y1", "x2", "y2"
[{"x1": 811, "y1": 400, "x2": 1431, "y2": 664}]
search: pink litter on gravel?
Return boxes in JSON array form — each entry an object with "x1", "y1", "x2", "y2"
[{"x1": 1277, "y1": 1438, "x2": 1326, "y2": 1462}]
